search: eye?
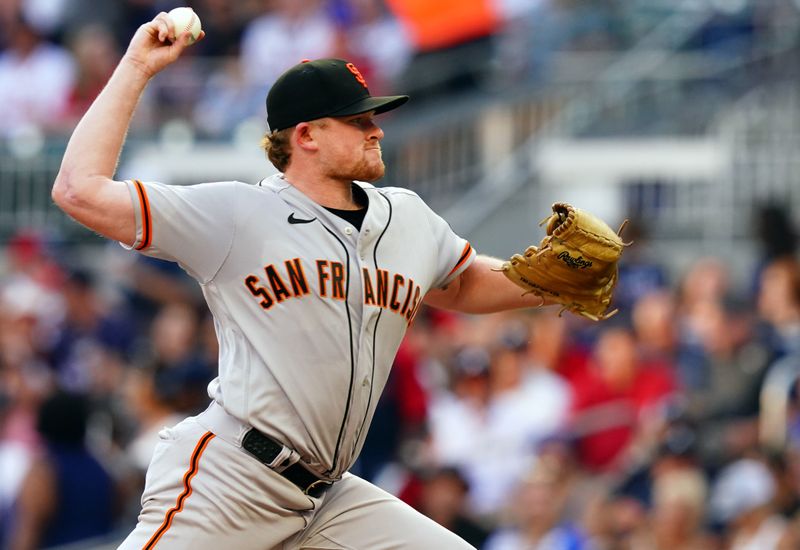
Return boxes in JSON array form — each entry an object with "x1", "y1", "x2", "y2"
[{"x1": 349, "y1": 116, "x2": 377, "y2": 130}]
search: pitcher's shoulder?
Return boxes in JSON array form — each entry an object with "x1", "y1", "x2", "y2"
[
  {"x1": 230, "y1": 179, "x2": 288, "y2": 199},
  {"x1": 362, "y1": 184, "x2": 424, "y2": 203}
]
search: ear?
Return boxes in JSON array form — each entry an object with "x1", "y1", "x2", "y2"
[{"x1": 293, "y1": 122, "x2": 319, "y2": 152}]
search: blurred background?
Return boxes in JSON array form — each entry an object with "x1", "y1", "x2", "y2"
[{"x1": 2, "y1": 0, "x2": 800, "y2": 548}]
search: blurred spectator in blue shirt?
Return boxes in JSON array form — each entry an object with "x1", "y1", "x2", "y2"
[
  {"x1": 615, "y1": 219, "x2": 669, "y2": 318},
  {"x1": 7, "y1": 391, "x2": 116, "y2": 549},
  {"x1": 45, "y1": 269, "x2": 136, "y2": 391}
]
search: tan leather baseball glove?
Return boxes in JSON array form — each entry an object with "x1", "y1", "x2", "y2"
[{"x1": 501, "y1": 202, "x2": 628, "y2": 321}]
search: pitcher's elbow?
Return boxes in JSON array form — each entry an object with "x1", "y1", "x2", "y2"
[
  {"x1": 52, "y1": 172, "x2": 71, "y2": 208},
  {"x1": 51, "y1": 172, "x2": 89, "y2": 217}
]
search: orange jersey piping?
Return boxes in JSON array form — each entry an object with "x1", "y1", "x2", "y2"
[
  {"x1": 143, "y1": 431, "x2": 215, "y2": 549},
  {"x1": 133, "y1": 180, "x2": 152, "y2": 251},
  {"x1": 447, "y1": 242, "x2": 473, "y2": 277}
]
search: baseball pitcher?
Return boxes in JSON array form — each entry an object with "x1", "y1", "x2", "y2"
[{"x1": 52, "y1": 12, "x2": 622, "y2": 550}]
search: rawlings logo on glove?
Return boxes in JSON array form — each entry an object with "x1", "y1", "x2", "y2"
[
  {"x1": 557, "y1": 251, "x2": 593, "y2": 269},
  {"x1": 501, "y1": 202, "x2": 629, "y2": 321}
]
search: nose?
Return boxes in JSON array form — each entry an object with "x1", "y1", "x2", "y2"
[{"x1": 368, "y1": 121, "x2": 384, "y2": 141}]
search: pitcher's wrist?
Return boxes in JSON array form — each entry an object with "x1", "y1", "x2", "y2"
[{"x1": 119, "y1": 55, "x2": 157, "y2": 81}]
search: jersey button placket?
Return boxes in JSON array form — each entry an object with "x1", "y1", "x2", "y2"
[{"x1": 357, "y1": 228, "x2": 370, "y2": 262}]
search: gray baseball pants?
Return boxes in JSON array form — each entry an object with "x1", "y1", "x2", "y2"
[{"x1": 118, "y1": 404, "x2": 474, "y2": 549}]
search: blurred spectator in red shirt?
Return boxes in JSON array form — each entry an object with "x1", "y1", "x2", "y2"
[
  {"x1": 569, "y1": 326, "x2": 676, "y2": 473},
  {"x1": 3, "y1": 230, "x2": 64, "y2": 296}
]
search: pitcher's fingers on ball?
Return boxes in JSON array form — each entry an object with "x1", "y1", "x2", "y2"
[
  {"x1": 177, "y1": 29, "x2": 205, "y2": 45},
  {"x1": 177, "y1": 31, "x2": 194, "y2": 46},
  {"x1": 154, "y1": 12, "x2": 174, "y2": 43}
]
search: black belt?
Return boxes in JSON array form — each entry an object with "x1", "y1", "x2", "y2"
[{"x1": 241, "y1": 428, "x2": 333, "y2": 498}]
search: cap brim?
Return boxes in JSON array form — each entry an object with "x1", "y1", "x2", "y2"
[{"x1": 329, "y1": 95, "x2": 409, "y2": 118}]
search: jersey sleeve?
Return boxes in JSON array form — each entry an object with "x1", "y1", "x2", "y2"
[
  {"x1": 122, "y1": 179, "x2": 237, "y2": 283},
  {"x1": 416, "y1": 195, "x2": 476, "y2": 289}
]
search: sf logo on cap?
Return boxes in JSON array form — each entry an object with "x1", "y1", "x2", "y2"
[{"x1": 346, "y1": 63, "x2": 368, "y2": 89}]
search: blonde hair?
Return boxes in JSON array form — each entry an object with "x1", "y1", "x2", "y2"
[{"x1": 261, "y1": 128, "x2": 293, "y2": 172}]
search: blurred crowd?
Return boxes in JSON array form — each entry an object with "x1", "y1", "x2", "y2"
[
  {"x1": 3, "y1": 0, "x2": 800, "y2": 549},
  {"x1": 0, "y1": 0, "x2": 771, "y2": 140},
  {"x1": 0, "y1": 201, "x2": 799, "y2": 550}
]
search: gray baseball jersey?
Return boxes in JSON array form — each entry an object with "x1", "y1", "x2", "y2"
[{"x1": 123, "y1": 174, "x2": 475, "y2": 478}]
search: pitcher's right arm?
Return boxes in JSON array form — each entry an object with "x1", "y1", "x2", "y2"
[{"x1": 52, "y1": 13, "x2": 201, "y2": 246}]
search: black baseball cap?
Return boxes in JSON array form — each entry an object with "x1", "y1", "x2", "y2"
[{"x1": 266, "y1": 58, "x2": 409, "y2": 132}]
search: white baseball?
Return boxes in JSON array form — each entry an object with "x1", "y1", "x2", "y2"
[{"x1": 167, "y1": 7, "x2": 202, "y2": 44}]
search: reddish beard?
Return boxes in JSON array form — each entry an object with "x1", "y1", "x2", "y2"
[
  {"x1": 330, "y1": 152, "x2": 385, "y2": 182},
  {"x1": 355, "y1": 157, "x2": 385, "y2": 182}
]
